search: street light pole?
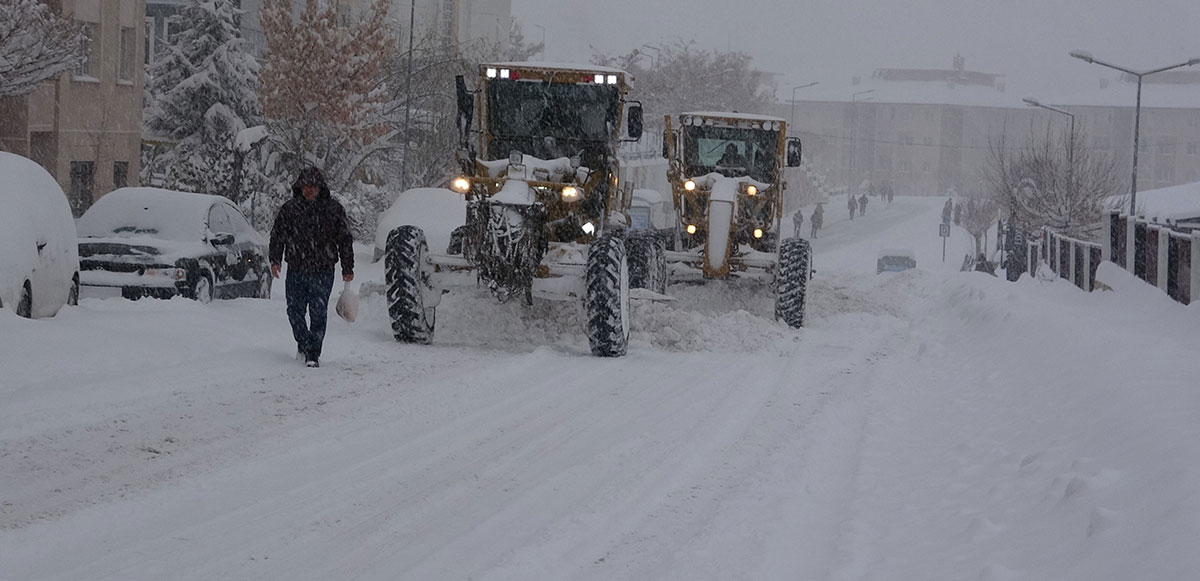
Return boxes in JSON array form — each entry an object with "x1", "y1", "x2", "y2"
[
  {"x1": 1069, "y1": 50, "x2": 1200, "y2": 215},
  {"x1": 1023, "y1": 97, "x2": 1076, "y2": 201},
  {"x1": 848, "y1": 89, "x2": 874, "y2": 199},
  {"x1": 789, "y1": 82, "x2": 819, "y2": 130}
]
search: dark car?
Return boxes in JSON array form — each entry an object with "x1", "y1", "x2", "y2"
[
  {"x1": 877, "y1": 249, "x2": 917, "y2": 274},
  {"x1": 77, "y1": 188, "x2": 270, "y2": 302}
]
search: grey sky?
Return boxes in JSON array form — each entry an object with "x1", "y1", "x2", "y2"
[{"x1": 512, "y1": 0, "x2": 1200, "y2": 98}]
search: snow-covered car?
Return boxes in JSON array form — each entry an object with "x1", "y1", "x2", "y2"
[
  {"x1": 77, "y1": 188, "x2": 270, "y2": 302},
  {"x1": 877, "y1": 249, "x2": 917, "y2": 274},
  {"x1": 373, "y1": 187, "x2": 467, "y2": 261},
  {"x1": 0, "y1": 152, "x2": 81, "y2": 318}
]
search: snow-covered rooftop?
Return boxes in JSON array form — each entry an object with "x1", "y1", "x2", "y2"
[
  {"x1": 484, "y1": 62, "x2": 628, "y2": 75},
  {"x1": 1132, "y1": 181, "x2": 1200, "y2": 222}
]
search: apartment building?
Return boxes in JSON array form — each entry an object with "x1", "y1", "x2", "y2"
[
  {"x1": 0, "y1": 0, "x2": 145, "y2": 216},
  {"x1": 783, "y1": 58, "x2": 1200, "y2": 203}
]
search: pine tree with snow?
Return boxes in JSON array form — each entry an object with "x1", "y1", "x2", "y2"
[{"x1": 143, "y1": 0, "x2": 262, "y2": 202}]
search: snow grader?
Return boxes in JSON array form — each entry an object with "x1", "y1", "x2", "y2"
[
  {"x1": 381, "y1": 62, "x2": 644, "y2": 356},
  {"x1": 660, "y1": 111, "x2": 810, "y2": 327}
]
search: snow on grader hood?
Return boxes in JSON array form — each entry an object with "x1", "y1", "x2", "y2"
[{"x1": 377, "y1": 62, "x2": 645, "y2": 357}]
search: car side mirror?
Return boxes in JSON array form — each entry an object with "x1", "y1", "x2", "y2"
[
  {"x1": 627, "y1": 103, "x2": 643, "y2": 140},
  {"x1": 211, "y1": 232, "x2": 235, "y2": 246},
  {"x1": 786, "y1": 138, "x2": 803, "y2": 167}
]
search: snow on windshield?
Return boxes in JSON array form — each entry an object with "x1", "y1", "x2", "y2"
[{"x1": 76, "y1": 188, "x2": 217, "y2": 242}]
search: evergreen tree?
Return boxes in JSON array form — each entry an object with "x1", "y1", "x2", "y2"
[{"x1": 143, "y1": 0, "x2": 262, "y2": 202}]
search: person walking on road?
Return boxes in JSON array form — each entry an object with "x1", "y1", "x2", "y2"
[
  {"x1": 859, "y1": 193, "x2": 869, "y2": 216},
  {"x1": 269, "y1": 166, "x2": 355, "y2": 368},
  {"x1": 793, "y1": 209, "x2": 804, "y2": 238},
  {"x1": 810, "y1": 203, "x2": 824, "y2": 238},
  {"x1": 848, "y1": 194, "x2": 857, "y2": 220}
]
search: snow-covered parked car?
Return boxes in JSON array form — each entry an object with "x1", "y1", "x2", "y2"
[
  {"x1": 877, "y1": 248, "x2": 917, "y2": 274},
  {"x1": 77, "y1": 188, "x2": 271, "y2": 302},
  {"x1": 0, "y1": 152, "x2": 81, "y2": 318},
  {"x1": 373, "y1": 187, "x2": 467, "y2": 261}
]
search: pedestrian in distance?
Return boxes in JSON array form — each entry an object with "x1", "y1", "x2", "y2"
[
  {"x1": 859, "y1": 193, "x2": 869, "y2": 216},
  {"x1": 269, "y1": 166, "x2": 355, "y2": 368},
  {"x1": 793, "y1": 209, "x2": 804, "y2": 238},
  {"x1": 811, "y1": 203, "x2": 824, "y2": 238},
  {"x1": 848, "y1": 194, "x2": 857, "y2": 220}
]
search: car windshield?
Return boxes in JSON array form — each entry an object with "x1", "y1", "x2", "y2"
[
  {"x1": 487, "y1": 80, "x2": 618, "y2": 161},
  {"x1": 682, "y1": 124, "x2": 779, "y2": 182}
]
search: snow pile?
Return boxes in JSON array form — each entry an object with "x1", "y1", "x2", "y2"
[
  {"x1": 0, "y1": 152, "x2": 78, "y2": 317},
  {"x1": 373, "y1": 188, "x2": 467, "y2": 256}
]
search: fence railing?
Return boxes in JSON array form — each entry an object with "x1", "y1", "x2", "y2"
[{"x1": 1030, "y1": 212, "x2": 1199, "y2": 305}]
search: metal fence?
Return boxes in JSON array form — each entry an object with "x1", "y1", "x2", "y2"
[{"x1": 1030, "y1": 212, "x2": 1200, "y2": 305}]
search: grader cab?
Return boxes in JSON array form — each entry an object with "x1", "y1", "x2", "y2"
[{"x1": 381, "y1": 62, "x2": 644, "y2": 356}]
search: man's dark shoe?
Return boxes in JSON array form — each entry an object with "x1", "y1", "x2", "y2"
[{"x1": 305, "y1": 354, "x2": 319, "y2": 368}]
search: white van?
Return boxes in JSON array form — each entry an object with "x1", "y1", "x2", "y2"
[{"x1": 0, "y1": 153, "x2": 80, "y2": 317}]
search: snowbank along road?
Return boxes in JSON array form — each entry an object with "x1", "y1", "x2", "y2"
[{"x1": 2, "y1": 197, "x2": 1199, "y2": 580}]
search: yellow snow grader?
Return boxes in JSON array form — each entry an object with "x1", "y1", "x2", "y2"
[
  {"x1": 660, "y1": 111, "x2": 810, "y2": 326},
  {"x1": 381, "y1": 62, "x2": 644, "y2": 356}
]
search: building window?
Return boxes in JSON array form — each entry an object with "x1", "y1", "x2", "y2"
[
  {"x1": 76, "y1": 22, "x2": 97, "y2": 79},
  {"x1": 69, "y1": 161, "x2": 95, "y2": 217},
  {"x1": 113, "y1": 161, "x2": 129, "y2": 189},
  {"x1": 119, "y1": 27, "x2": 136, "y2": 82}
]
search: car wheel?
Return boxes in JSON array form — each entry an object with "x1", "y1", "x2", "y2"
[
  {"x1": 68, "y1": 274, "x2": 80, "y2": 306},
  {"x1": 193, "y1": 275, "x2": 214, "y2": 304},
  {"x1": 18, "y1": 280, "x2": 33, "y2": 318},
  {"x1": 257, "y1": 272, "x2": 272, "y2": 299}
]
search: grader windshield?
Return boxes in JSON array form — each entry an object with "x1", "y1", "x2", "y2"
[
  {"x1": 486, "y1": 79, "x2": 620, "y2": 162},
  {"x1": 681, "y1": 124, "x2": 780, "y2": 183}
]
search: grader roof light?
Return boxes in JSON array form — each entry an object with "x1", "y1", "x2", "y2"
[
  {"x1": 486, "y1": 67, "x2": 498, "y2": 78},
  {"x1": 606, "y1": 74, "x2": 618, "y2": 85},
  {"x1": 500, "y1": 68, "x2": 511, "y2": 79},
  {"x1": 594, "y1": 74, "x2": 605, "y2": 84}
]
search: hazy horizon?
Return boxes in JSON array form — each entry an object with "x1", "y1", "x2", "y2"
[{"x1": 512, "y1": 0, "x2": 1200, "y2": 99}]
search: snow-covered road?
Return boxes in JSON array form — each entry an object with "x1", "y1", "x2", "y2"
[{"x1": 3, "y1": 197, "x2": 1198, "y2": 580}]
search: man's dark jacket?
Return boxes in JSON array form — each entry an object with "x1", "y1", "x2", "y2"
[{"x1": 269, "y1": 172, "x2": 354, "y2": 276}]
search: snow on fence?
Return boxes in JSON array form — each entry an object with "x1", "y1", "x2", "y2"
[{"x1": 1030, "y1": 212, "x2": 1200, "y2": 304}]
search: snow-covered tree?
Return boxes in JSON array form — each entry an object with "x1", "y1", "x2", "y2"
[
  {"x1": 143, "y1": 0, "x2": 262, "y2": 203},
  {"x1": 0, "y1": 0, "x2": 82, "y2": 97},
  {"x1": 983, "y1": 124, "x2": 1120, "y2": 240},
  {"x1": 592, "y1": 40, "x2": 776, "y2": 125}
]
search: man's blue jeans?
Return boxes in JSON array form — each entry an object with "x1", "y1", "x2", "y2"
[{"x1": 286, "y1": 269, "x2": 334, "y2": 359}]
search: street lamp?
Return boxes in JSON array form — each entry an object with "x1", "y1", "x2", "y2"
[
  {"x1": 847, "y1": 89, "x2": 874, "y2": 197},
  {"x1": 1023, "y1": 97, "x2": 1076, "y2": 198},
  {"x1": 789, "y1": 81, "x2": 819, "y2": 130},
  {"x1": 1069, "y1": 50, "x2": 1200, "y2": 214}
]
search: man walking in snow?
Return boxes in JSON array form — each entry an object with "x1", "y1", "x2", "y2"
[
  {"x1": 270, "y1": 167, "x2": 355, "y2": 368},
  {"x1": 848, "y1": 194, "x2": 857, "y2": 220},
  {"x1": 859, "y1": 193, "x2": 869, "y2": 216},
  {"x1": 810, "y1": 203, "x2": 823, "y2": 238},
  {"x1": 793, "y1": 209, "x2": 804, "y2": 238}
]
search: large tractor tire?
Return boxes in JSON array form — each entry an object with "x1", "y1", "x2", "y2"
[
  {"x1": 386, "y1": 225, "x2": 436, "y2": 344},
  {"x1": 585, "y1": 232, "x2": 630, "y2": 357},
  {"x1": 626, "y1": 231, "x2": 667, "y2": 295},
  {"x1": 774, "y1": 237, "x2": 811, "y2": 328}
]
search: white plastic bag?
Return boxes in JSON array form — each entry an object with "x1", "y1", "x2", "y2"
[{"x1": 335, "y1": 281, "x2": 358, "y2": 323}]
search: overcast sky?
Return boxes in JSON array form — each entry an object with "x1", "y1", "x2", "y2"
[{"x1": 512, "y1": 0, "x2": 1200, "y2": 98}]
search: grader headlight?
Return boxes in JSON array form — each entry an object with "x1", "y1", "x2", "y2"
[
  {"x1": 452, "y1": 177, "x2": 471, "y2": 193},
  {"x1": 561, "y1": 186, "x2": 580, "y2": 201},
  {"x1": 683, "y1": 179, "x2": 697, "y2": 192},
  {"x1": 686, "y1": 224, "x2": 698, "y2": 235},
  {"x1": 753, "y1": 228, "x2": 764, "y2": 239},
  {"x1": 746, "y1": 185, "x2": 758, "y2": 196}
]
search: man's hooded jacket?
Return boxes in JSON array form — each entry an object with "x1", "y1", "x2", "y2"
[{"x1": 269, "y1": 167, "x2": 354, "y2": 276}]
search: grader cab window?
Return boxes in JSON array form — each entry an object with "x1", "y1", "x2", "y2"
[
  {"x1": 682, "y1": 126, "x2": 779, "y2": 182},
  {"x1": 487, "y1": 80, "x2": 619, "y2": 160}
]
